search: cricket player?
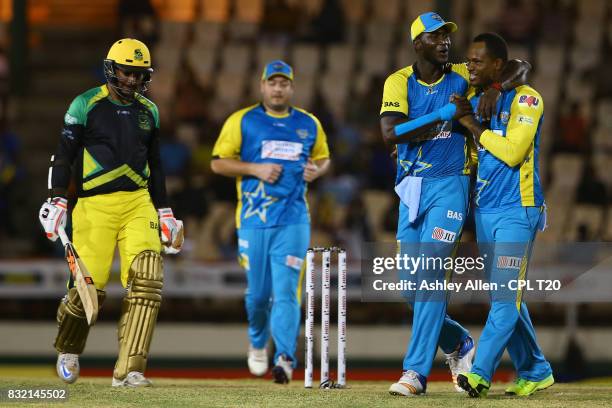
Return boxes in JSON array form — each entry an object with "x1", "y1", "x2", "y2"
[
  {"x1": 454, "y1": 32, "x2": 553, "y2": 397},
  {"x1": 379, "y1": 12, "x2": 531, "y2": 395},
  {"x1": 38, "y1": 39, "x2": 184, "y2": 387},
  {"x1": 211, "y1": 60, "x2": 330, "y2": 384}
]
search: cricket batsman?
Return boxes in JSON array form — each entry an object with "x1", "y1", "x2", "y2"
[
  {"x1": 211, "y1": 60, "x2": 330, "y2": 383},
  {"x1": 454, "y1": 32, "x2": 554, "y2": 397},
  {"x1": 38, "y1": 38, "x2": 184, "y2": 387},
  {"x1": 379, "y1": 12, "x2": 531, "y2": 395}
]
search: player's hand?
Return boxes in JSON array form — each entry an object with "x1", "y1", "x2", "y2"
[
  {"x1": 39, "y1": 197, "x2": 68, "y2": 242},
  {"x1": 450, "y1": 94, "x2": 473, "y2": 119},
  {"x1": 254, "y1": 163, "x2": 282, "y2": 184},
  {"x1": 158, "y1": 208, "x2": 184, "y2": 254},
  {"x1": 303, "y1": 159, "x2": 320, "y2": 182},
  {"x1": 477, "y1": 87, "x2": 501, "y2": 121},
  {"x1": 458, "y1": 114, "x2": 478, "y2": 129}
]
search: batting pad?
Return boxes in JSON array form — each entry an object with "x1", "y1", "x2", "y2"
[
  {"x1": 113, "y1": 251, "x2": 163, "y2": 380},
  {"x1": 54, "y1": 287, "x2": 106, "y2": 354}
]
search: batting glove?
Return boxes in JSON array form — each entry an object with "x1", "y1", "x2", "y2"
[
  {"x1": 158, "y1": 208, "x2": 184, "y2": 254},
  {"x1": 39, "y1": 197, "x2": 68, "y2": 242}
]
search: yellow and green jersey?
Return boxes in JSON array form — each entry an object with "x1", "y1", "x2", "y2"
[{"x1": 50, "y1": 85, "x2": 167, "y2": 207}]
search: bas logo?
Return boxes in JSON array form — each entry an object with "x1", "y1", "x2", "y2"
[
  {"x1": 446, "y1": 210, "x2": 463, "y2": 221},
  {"x1": 384, "y1": 101, "x2": 400, "y2": 107},
  {"x1": 519, "y1": 95, "x2": 539, "y2": 107}
]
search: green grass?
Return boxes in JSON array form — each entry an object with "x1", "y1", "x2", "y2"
[{"x1": 0, "y1": 378, "x2": 611, "y2": 408}]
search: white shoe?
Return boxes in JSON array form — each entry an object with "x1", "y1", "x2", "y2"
[
  {"x1": 112, "y1": 371, "x2": 153, "y2": 387},
  {"x1": 271, "y1": 354, "x2": 293, "y2": 384},
  {"x1": 445, "y1": 336, "x2": 475, "y2": 392},
  {"x1": 247, "y1": 345, "x2": 268, "y2": 377},
  {"x1": 388, "y1": 370, "x2": 426, "y2": 396},
  {"x1": 56, "y1": 353, "x2": 79, "y2": 384}
]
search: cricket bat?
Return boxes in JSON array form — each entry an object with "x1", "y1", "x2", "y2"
[{"x1": 58, "y1": 227, "x2": 98, "y2": 326}]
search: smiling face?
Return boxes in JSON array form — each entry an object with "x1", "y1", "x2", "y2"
[
  {"x1": 414, "y1": 26, "x2": 451, "y2": 65},
  {"x1": 260, "y1": 75, "x2": 294, "y2": 112},
  {"x1": 466, "y1": 41, "x2": 503, "y2": 88}
]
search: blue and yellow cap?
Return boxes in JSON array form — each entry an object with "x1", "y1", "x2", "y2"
[
  {"x1": 261, "y1": 60, "x2": 294, "y2": 81},
  {"x1": 410, "y1": 12, "x2": 457, "y2": 41}
]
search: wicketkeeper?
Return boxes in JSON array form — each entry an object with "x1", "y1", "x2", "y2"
[{"x1": 38, "y1": 38, "x2": 184, "y2": 387}]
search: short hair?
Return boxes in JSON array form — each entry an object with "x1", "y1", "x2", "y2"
[{"x1": 473, "y1": 32, "x2": 508, "y2": 62}]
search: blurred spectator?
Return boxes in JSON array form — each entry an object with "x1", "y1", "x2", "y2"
[
  {"x1": 118, "y1": 0, "x2": 159, "y2": 47},
  {"x1": 575, "y1": 158, "x2": 607, "y2": 207},
  {"x1": 160, "y1": 130, "x2": 191, "y2": 177},
  {"x1": 338, "y1": 195, "x2": 372, "y2": 255},
  {"x1": 553, "y1": 101, "x2": 590, "y2": 154},
  {"x1": 0, "y1": 119, "x2": 24, "y2": 236},
  {"x1": 262, "y1": 0, "x2": 301, "y2": 44},
  {"x1": 497, "y1": 0, "x2": 538, "y2": 55},
  {"x1": 0, "y1": 47, "x2": 8, "y2": 121},
  {"x1": 537, "y1": 0, "x2": 571, "y2": 45},
  {"x1": 301, "y1": 0, "x2": 345, "y2": 45}
]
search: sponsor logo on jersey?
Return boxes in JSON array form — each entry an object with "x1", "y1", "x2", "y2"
[
  {"x1": 286, "y1": 255, "x2": 304, "y2": 270},
  {"x1": 425, "y1": 86, "x2": 438, "y2": 95},
  {"x1": 296, "y1": 129, "x2": 309, "y2": 139},
  {"x1": 64, "y1": 112, "x2": 78, "y2": 125},
  {"x1": 116, "y1": 110, "x2": 131, "y2": 115},
  {"x1": 497, "y1": 255, "x2": 522, "y2": 270},
  {"x1": 517, "y1": 115, "x2": 534, "y2": 125},
  {"x1": 432, "y1": 227, "x2": 456, "y2": 243},
  {"x1": 432, "y1": 121, "x2": 451, "y2": 140},
  {"x1": 261, "y1": 140, "x2": 303, "y2": 161},
  {"x1": 62, "y1": 128, "x2": 74, "y2": 139},
  {"x1": 446, "y1": 210, "x2": 463, "y2": 221},
  {"x1": 238, "y1": 239, "x2": 249, "y2": 248},
  {"x1": 383, "y1": 101, "x2": 400, "y2": 107},
  {"x1": 518, "y1": 95, "x2": 539, "y2": 107}
]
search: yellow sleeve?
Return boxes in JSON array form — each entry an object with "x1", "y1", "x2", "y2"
[
  {"x1": 479, "y1": 86, "x2": 543, "y2": 167},
  {"x1": 309, "y1": 114, "x2": 330, "y2": 160},
  {"x1": 380, "y1": 68, "x2": 411, "y2": 116},
  {"x1": 451, "y1": 63, "x2": 469, "y2": 82},
  {"x1": 212, "y1": 109, "x2": 245, "y2": 159}
]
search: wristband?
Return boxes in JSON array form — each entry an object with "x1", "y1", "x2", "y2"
[{"x1": 490, "y1": 82, "x2": 503, "y2": 92}]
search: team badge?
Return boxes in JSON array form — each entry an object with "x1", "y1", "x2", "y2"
[
  {"x1": 138, "y1": 111, "x2": 151, "y2": 131},
  {"x1": 499, "y1": 111, "x2": 510, "y2": 124},
  {"x1": 296, "y1": 129, "x2": 309, "y2": 139},
  {"x1": 134, "y1": 48, "x2": 143, "y2": 61}
]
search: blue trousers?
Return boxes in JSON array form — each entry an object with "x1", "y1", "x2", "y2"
[
  {"x1": 398, "y1": 175, "x2": 470, "y2": 376},
  {"x1": 237, "y1": 224, "x2": 309, "y2": 367},
  {"x1": 473, "y1": 207, "x2": 552, "y2": 383}
]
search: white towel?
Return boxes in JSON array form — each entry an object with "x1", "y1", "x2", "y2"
[{"x1": 394, "y1": 176, "x2": 423, "y2": 224}]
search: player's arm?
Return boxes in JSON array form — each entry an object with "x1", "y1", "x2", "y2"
[
  {"x1": 39, "y1": 97, "x2": 86, "y2": 242},
  {"x1": 146, "y1": 106, "x2": 183, "y2": 254},
  {"x1": 210, "y1": 111, "x2": 282, "y2": 184},
  {"x1": 304, "y1": 116, "x2": 331, "y2": 182},
  {"x1": 379, "y1": 71, "x2": 439, "y2": 145},
  {"x1": 459, "y1": 90, "x2": 543, "y2": 167},
  {"x1": 147, "y1": 126, "x2": 168, "y2": 208},
  {"x1": 477, "y1": 59, "x2": 531, "y2": 120}
]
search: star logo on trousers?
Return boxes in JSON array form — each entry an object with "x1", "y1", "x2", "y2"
[{"x1": 243, "y1": 181, "x2": 278, "y2": 223}]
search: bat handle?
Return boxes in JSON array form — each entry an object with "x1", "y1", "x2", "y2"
[{"x1": 58, "y1": 226, "x2": 70, "y2": 247}]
